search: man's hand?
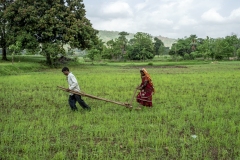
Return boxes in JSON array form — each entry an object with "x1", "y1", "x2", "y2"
[
  {"x1": 66, "y1": 88, "x2": 71, "y2": 92},
  {"x1": 81, "y1": 91, "x2": 86, "y2": 96}
]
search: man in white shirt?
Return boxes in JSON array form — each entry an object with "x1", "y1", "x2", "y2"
[{"x1": 62, "y1": 67, "x2": 91, "y2": 111}]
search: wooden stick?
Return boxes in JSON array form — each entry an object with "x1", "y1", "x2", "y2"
[
  {"x1": 129, "y1": 88, "x2": 138, "y2": 107},
  {"x1": 57, "y1": 86, "x2": 131, "y2": 107}
]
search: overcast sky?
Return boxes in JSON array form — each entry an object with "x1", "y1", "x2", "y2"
[{"x1": 83, "y1": 0, "x2": 240, "y2": 39}]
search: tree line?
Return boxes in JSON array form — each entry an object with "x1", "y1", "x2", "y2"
[
  {"x1": 169, "y1": 34, "x2": 240, "y2": 60},
  {"x1": 0, "y1": 0, "x2": 166, "y2": 64},
  {"x1": 0, "y1": 0, "x2": 99, "y2": 65},
  {"x1": 1, "y1": 1, "x2": 240, "y2": 65},
  {"x1": 87, "y1": 32, "x2": 240, "y2": 62},
  {"x1": 87, "y1": 31, "x2": 166, "y2": 62}
]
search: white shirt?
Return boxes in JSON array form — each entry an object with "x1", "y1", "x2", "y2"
[{"x1": 67, "y1": 72, "x2": 81, "y2": 95}]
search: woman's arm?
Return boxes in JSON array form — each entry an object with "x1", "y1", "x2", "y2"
[
  {"x1": 141, "y1": 80, "x2": 148, "y2": 89},
  {"x1": 137, "y1": 80, "x2": 148, "y2": 90}
]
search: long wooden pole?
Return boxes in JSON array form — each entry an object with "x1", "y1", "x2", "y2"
[
  {"x1": 129, "y1": 88, "x2": 138, "y2": 107},
  {"x1": 57, "y1": 86, "x2": 131, "y2": 108}
]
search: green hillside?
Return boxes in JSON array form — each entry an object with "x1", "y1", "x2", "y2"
[
  {"x1": 97, "y1": 30, "x2": 135, "y2": 42},
  {"x1": 155, "y1": 35, "x2": 176, "y2": 48},
  {"x1": 97, "y1": 30, "x2": 176, "y2": 48}
]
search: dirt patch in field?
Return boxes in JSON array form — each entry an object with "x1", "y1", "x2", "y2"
[{"x1": 124, "y1": 65, "x2": 188, "y2": 69}]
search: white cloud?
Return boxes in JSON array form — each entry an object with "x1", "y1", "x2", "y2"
[
  {"x1": 135, "y1": 2, "x2": 147, "y2": 11},
  {"x1": 201, "y1": 9, "x2": 226, "y2": 23},
  {"x1": 101, "y1": 1, "x2": 133, "y2": 18},
  {"x1": 229, "y1": 7, "x2": 240, "y2": 20},
  {"x1": 178, "y1": 16, "x2": 198, "y2": 26},
  {"x1": 176, "y1": 0, "x2": 194, "y2": 13},
  {"x1": 84, "y1": 0, "x2": 240, "y2": 38},
  {"x1": 91, "y1": 18, "x2": 135, "y2": 33}
]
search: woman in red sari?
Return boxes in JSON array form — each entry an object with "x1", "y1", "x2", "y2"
[{"x1": 136, "y1": 68, "x2": 154, "y2": 110}]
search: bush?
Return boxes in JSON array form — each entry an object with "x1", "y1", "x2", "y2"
[
  {"x1": 190, "y1": 51, "x2": 202, "y2": 59},
  {"x1": 184, "y1": 53, "x2": 190, "y2": 60},
  {"x1": 237, "y1": 49, "x2": 240, "y2": 60},
  {"x1": 148, "y1": 62, "x2": 153, "y2": 66},
  {"x1": 215, "y1": 55, "x2": 224, "y2": 60}
]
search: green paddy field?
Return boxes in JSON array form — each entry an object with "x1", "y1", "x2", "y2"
[{"x1": 1, "y1": 57, "x2": 240, "y2": 159}]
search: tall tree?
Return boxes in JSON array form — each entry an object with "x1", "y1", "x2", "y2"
[
  {"x1": 105, "y1": 39, "x2": 115, "y2": 59},
  {"x1": 117, "y1": 31, "x2": 129, "y2": 59},
  {"x1": 104, "y1": 38, "x2": 125, "y2": 60},
  {"x1": 0, "y1": 0, "x2": 14, "y2": 60},
  {"x1": 5, "y1": 0, "x2": 99, "y2": 65},
  {"x1": 197, "y1": 37, "x2": 209, "y2": 59},
  {"x1": 153, "y1": 37, "x2": 164, "y2": 57},
  {"x1": 224, "y1": 34, "x2": 239, "y2": 57},
  {"x1": 169, "y1": 35, "x2": 197, "y2": 57},
  {"x1": 86, "y1": 38, "x2": 104, "y2": 62},
  {"x1": 237, "y1": 48, "x2": 240, "y2": 60},
  {"x1": 214, "y1": 38, "x2": 233, "y2": 60},
  {"x1": 127, "y1": 32, "x2": 154, "y2": 60}
]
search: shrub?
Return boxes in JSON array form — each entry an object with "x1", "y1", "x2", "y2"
[
  {"x1": 148, "y1": 62, "x2": 153, "y2": 66},
  {"x1": 184, "y1": 53, "x2": 190, "y2": 60}
]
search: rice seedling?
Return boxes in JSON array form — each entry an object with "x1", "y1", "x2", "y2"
[{"x1": 0, "y1": 62, "x2": 240, "y2": 159}]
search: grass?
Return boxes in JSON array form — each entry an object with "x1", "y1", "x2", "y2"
[
  {"x1": 0, "y1": 56, "x2": 240, "y2": 159},
  {"x1": 0, "y1": 55, "x2": 212, "y2": 76}
]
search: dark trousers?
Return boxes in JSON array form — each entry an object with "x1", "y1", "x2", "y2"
[{"x1": 68, "y1": 94, "x2": 91, "y2": 111}]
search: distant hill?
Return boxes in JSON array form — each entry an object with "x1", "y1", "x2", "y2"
[
  {"x1": 155, "y1": 35, "x2": 176, "y2": 48},
  {"x1": 97, "y1": 30, "x2": 135, "y2": 42},
  {"x1": 97, "y1": 30, "x2": 176, "y2": 48}
]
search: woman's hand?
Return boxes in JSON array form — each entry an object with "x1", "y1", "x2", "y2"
[{"x1": 136, "y1": 86, "x2": 142, "y2": 90}]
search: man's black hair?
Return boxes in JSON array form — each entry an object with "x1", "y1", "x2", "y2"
[{"x1": 62, "y1": 67, "x2": 69, "y2": 72}]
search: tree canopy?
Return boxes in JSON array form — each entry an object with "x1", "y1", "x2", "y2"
[
  {"x1": 3, "y1": 0, "x2": 99, "y2": 65},
  {"x1": 169, "y1": 34, "x2": 240, "y2": 60},
  {"x1": 0, "y1": 0, "x2": 14, "y2": 60}
]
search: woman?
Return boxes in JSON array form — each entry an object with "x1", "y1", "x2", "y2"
[{"x1": 136, "y1": 68, "x2": 154, "y2": 110}]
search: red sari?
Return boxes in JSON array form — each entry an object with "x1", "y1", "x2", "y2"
[{"x1": 136, "y1": 76, "x2": 154, "y2": 107}]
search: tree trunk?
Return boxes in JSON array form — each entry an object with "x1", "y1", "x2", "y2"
[
  {"x1": 46, "y1": 53, "x2": 52, "y2": 65},
  {"x1": 1, "y1": 46, "x2": 8, "y2": 60},
  {"x1": 12, "y1": 52, "x2": 14, "y2": 64}
]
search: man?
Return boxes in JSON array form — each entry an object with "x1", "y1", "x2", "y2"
[{"x1": 62, "y1": 67, "x2": 91, "y2": 111}]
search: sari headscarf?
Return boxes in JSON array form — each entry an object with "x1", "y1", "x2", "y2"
[{"x1": 141, "y1": 68, "x2": 155, "y2": 93}]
